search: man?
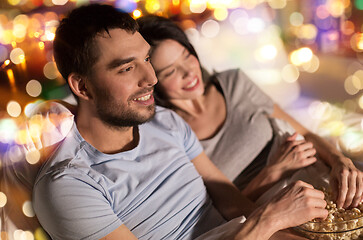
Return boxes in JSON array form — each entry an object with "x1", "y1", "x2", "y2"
[{"x1": 32, "y1": 4, "x2": 328, "y2": 239}]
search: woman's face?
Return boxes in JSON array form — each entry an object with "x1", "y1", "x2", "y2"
[{"x1": 150, "y1": 39, "x2": 204, "y2": 100}]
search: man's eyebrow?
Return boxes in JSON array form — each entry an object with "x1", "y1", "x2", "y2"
[
  {"x1": 106, "y1": 57, "x2": 135, "y2": 71},
  {"x1": 155, "y1": 48, "x2": 187, "y2": 75}
]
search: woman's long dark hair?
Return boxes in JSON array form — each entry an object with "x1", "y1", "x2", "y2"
[{"x1": 137, "y1": 15, "x2": 210, "y2": 109}]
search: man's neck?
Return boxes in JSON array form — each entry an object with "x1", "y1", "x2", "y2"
[{"x1": 75, "y1": 107, "x2": 138, "y2": 154}]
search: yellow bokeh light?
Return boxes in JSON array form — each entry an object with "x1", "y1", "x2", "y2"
[
  {"x1": 290, "y1": 12, "x2": 304, "y2": 27},
  {"x1": 0, "y1": 192, "x2": 7, "y2": 207},
  {"x1": 34, "y1": 228, "x2": 49, "y2": 240},
  {"x1": 328, "y1": 0, "x2": 345, "y2": 18},
  {"x1": 214, "y1": 7, "x2": 228, "y2": 21},
  {"x1": 4, "y1": 59, "x2": 10, "y2": 66},
  {"x1": 133, "y1": 9, "x2": 142, "y2": 18},
  {"x1": 359, "y1": 95, "x2": 363, "y2": 109},
  {"x1": 38, "y1": 41, "x2": 45, "y2": 50},
  {"x1": 43, "y1": 61, "x2": 60, "y2": 79},
  {"x1": 290, "y1": 47, "x2": 313, "y2": 66},
  {"x1": 16, "y1": 129, "x2": 28, "y2": 145},
  {"x1": 267, "y1": 0, "x2": 287, "y2": 9},
  {"x1": 7, "y1": 101, "x2": 22, "y2": 117},
  {"x1": 22, "y1": 201, "x2": 35, "y2": 217},
  {"x1": 9, "y1": 48, "x2": 25, "y2": 64},
  {"x1": 298, "y1": 24, "x2": 318, "y2": 40},
  {"x1": 26, "y1": 149, "x2": 41, "y2": 165},
  {"x1": 256, "y1": 44, "x2": 278, "y2": 61},
  {"x1": 345, "y1": 75, "x2": 360, "y2": 95},
  {"x1": 190, "y1": 0, "x2": 207, "y2": 13},
  {"x1": 145, "y1": 0, "x2": 161, "y2": 13},
  {"x1": 301, "y1": 54, "x2": 320, "y2": 73},
  {"x1": 26, "y1": 79, "x2": 42, "y2": 97},
  {"x1": 13, "y1": 229, "x2": 34, "y2": 240},
  {"x1": 8, "y1": 0, "x2": 21, "y2": 5},
  {"x1": 1, "y1": 30, "x2": 13, "y2": 45},
  {"x1": 52, "y1": 0, "x2": 68, "y2": 5},
  {"x1": 281, "y1": 64, "x2": 300, "y2": 83}
]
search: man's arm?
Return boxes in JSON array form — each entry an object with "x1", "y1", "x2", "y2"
[
  {"x1": 192, "y1": 151, "x2": 257, "y2": 219},
  {"x1": 99, "y1": 225, "x2": 137, "y2": 240}
]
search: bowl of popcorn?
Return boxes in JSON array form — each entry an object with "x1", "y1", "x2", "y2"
[{"x1": 295, "y1": 188, "x2": 363, "y2": 240}]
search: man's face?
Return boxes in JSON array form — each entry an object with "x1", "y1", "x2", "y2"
[{"x1": 88, "y1": 29, "x2": 158, "y2": 127}]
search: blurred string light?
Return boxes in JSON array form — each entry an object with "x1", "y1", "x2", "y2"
[
  {"x1": 0, "y1": 192, "x2": 7, "y2": 207},
  {"x1": 290, "y1": 12, "x2": 304, "y2": 27},
  {"x1": 43, "y1": 61, "x2": 60, "y2": 79},
  {"x1": 7, "y1": 100, "x2": 22, "y2": 117},
  {"x1": 289, "y1": 47, "x2": 313, "y2": 66},
  {"x1": 26, "y1": 79, "x2": 42, "y2": 97},
  {"x1": 13, "y1": 230, "x2": 34, "y2": 240},
  {"x1": 22, "y1": 201, "x2": 35, "y2": 217},
  {"x1": 0, "y1": 118, "x2": 18, "y2": 143},
  {"x1": 201, "y1": 19, "x2": 220, "y2": 38}
]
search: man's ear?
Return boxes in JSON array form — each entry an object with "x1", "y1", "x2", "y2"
[{"x1": 68, "y1": 73, "x2": 92, "y2": 100}]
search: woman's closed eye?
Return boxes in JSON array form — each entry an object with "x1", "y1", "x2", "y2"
[{"x1": 164, "y1": 68, "x2": 176, "y2": 77}]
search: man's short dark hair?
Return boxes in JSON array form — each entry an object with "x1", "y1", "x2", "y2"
[{"x1": 53, "y1": 4, "x2": 139, "y2": 89}]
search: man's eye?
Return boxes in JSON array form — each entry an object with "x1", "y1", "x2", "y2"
[
  {"x1": 119, "y1": 66, "x2": 133, "y2": 73},
  {"x1": 145, "y1": 56, "x2": 151, "y2": 62}
]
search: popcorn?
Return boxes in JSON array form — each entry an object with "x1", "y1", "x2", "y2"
[{"x1": 295, "y1": 188, "x2": 363, "y2": 240}]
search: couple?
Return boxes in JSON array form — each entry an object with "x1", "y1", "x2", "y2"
[{"x1": 32, "y1": 4, "x2": 362, "y2": 239}]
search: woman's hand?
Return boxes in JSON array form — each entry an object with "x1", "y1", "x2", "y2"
[
  {"x1": 268, "y1": 133, "x2": 317, "y2": 178},
  {"x1": 329, "y1": 157, "x2": 363, "y2": 208}
]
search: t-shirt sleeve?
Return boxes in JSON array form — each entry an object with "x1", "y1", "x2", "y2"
[
  {"x1": 171, "y1": 111, "x2": 203, "y2": 161},
  {"x1": 218, "y1": 69, "x2": 274, "y2": 114},
  {"x1": 33, "y1": 172, "x2": 123, "y2": 240}
]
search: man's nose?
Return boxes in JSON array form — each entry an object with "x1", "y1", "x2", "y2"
[{"x1": 138, "y1": 64, "x2": 158, "y2": 87}]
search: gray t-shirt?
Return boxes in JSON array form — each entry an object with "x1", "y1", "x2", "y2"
[
  {"x1": 33, "y1": 106, "x2": 225, "y2": 240},
  {"x1": 201, "y1": 69, "x2": 274, "y2": 187}
]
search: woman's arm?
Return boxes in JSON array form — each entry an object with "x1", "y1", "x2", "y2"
[{"x1": 270, "y1": 104, "x2": 363, "y2": 208}]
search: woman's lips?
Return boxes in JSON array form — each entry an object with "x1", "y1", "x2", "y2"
[{"x1": 183, "y1": 77, "x2": 199, "y2": 91}]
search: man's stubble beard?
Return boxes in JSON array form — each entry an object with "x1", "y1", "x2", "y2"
[{"x1": 94, "y1": 89, "x2": 155, "y2": 128}]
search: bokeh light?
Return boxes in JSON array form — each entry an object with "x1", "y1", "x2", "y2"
[
  {"x1": 52, "y1": 0, "x2": 68, "y2": 5},
  {"x1": 190, "y1": 0, "x2": 207, "y2": 13},
  {"x1": 43, "y1": 61, "x2": 60, "y2": 79},
  {"x1": 214, "y1": 7, "x2": 228, "y2": 21},
  {"x1": 289, "y1": 47, "x2": 313, "y2": 66},
  {"x1": 22, "y1": 201, "x2": 36, "y2": 217},
  {"x1": 359, "y1": 94, "x2": 363, "y2": 109},
  {"x1": 345, "y1": 75, "x2": 360, "y2": 95},
  {"x1": 132, "y1": 9, "x2": 142, "y2": 18},
  {"x1": 7, "y1": 100, "x2": 22, "y2": 117},
  {"x1": 9, "y1": 47, "x2": 25, "y2": 64},
  {"x1": 13, "y1": 229, "x2": 34, "y2": 240},
  {"x1": 0, "y1": 192, "x2": 7, "y2": 208},
  {"x1": 281, "y1": 64, "x2": 300, "y2": 83},
  {"x1": 26, "y1": 79, "x2": 42, "y2": 97},
  {"x1": 0, "y1": 118, "x2": 18, "y2": 143},
  {"x1": 268, "y1": 0, "x2": 287, "y2": 9},
  {"x1": 247, "y1": 17, "x2": 265, "y2": 33},
  {"x1": 290, "y1": 12, "x2": 304, "y2": 27},
  {"x1": 201, "y1": 19, "x2": 220, "y2": 38}
]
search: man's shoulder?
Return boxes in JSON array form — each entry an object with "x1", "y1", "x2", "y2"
[{"x1": 147, "y1": 106, "x2": 187, "y2": 132}]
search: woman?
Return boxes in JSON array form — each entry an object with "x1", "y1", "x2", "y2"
[{"x1": 137, "y1": 15, "x2": 363, "y2": 207}]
